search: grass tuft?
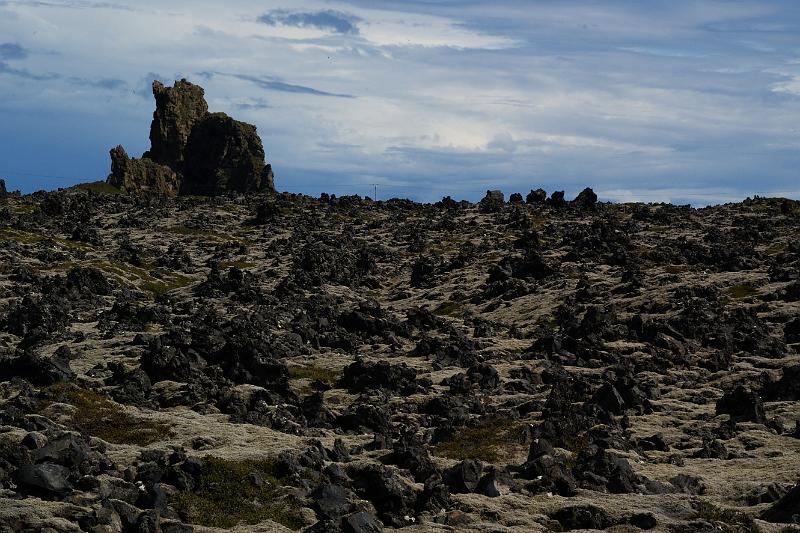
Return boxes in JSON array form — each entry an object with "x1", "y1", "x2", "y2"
[
  {"x1": 433, "y1": 300, "x2": 464, "y2": 317},
  {"x1": 691, "y1": 500, "x2": 761, "y2": 533},
  {"x1": 727, "y1": 284, "x2": 759, "y2": 299},
  {"x1": 74, "y1": 181, "x2": 122, "y2": 195},
  {"x1": 172, "y1": 456, "x2": 304, "y2": 530},
  {"x1": 434, "y1": 417, "x2": 526, "y2": 463},
  {"x1": 43, "y1": 384, "x2": 171, "y2": 446}
]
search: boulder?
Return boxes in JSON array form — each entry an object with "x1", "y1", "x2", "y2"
[
  {"x1": 715, "y1": 386, "x2": 766, "y2": 423},
  {"x1": 13, "y1": 463, "x2": 72, "y2": 496},
  {"x1": 573, "y1": 187, "x2": 598, "y2": 209},
  {"x1": 549, "y1": 190, "x2": 566, "y2": 207},
  {"x1": 760, "y1": 482, "x2": 800, "y2": 524},
  {"x1": 107, "y1": 79, "x2": 275, "y2": 196},
  {"x1": 551, "y1": 505, "x2": 613, "y2": 530},
  {"x1": 526, "y1": 188, "x2": 546, "y2": 204},
  {"x1": 479, "y1": 190, "x2": 505, "y2": 212},
  {"x1": 442, "y1": 459, "x2": 482, "y2": 494}
]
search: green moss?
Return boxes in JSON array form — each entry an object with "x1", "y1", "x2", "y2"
[
  {"x1": 0, "y1": 229, "x2": 92, "y2": 251},
  {"x1": 0, "y1": 228, "x2": 46, "y2": 244},
  {"x1": 171, "y1": 456, "x2": 304, "y2": 530},
  {"x1": 433, "y1": 301, "x2": 464, "y2": 317},
  {"x1": 691, "y1": 500, "x2": 760, "y2": 533},
  {"x1": 727, "y1": 284, "x2": 759, "y2": 299},
  {"x1": 74, "y1": 181, "x2": 122, "y2": 195},
  {"x1": 43, "y1": 384, "x2": 171, "y2": 446},
  {"x1": 139, "y1": 273, "x2": 194, "y2": 296},
  {"x1": 288, "y1": 365, "x2": 340, "y2": 384},
  {"x1": 434, "y1": 418, "x2": 526, "y2": 463},
  {"x1": 167, "y1": 225, "x2": 243, "y2": 244},
  {"x1": 217, "y1": 260, "x2": 256, "y2": 270}
]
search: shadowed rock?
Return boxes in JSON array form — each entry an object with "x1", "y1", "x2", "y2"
[
  {"x1": 108, "y1": 145, "x2": 180, "y2": 196},
  {"x1": 107, "y1": 79, "x2": 275, "y2": 196}
]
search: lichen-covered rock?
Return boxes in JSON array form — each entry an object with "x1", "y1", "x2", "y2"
[
  {"x1": 107, "y1": 145, "x2": 180, "y2": 197},
  {"x1": 107, "y1": 79, "x2": 275, "y2": 196}
]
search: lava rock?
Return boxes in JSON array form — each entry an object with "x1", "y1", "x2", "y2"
[
  {"x1": 526, "y1": 188, "x2": 547, "y2": 204},
  {"x1": 573, "y1": 187, "x2": 598, "y2": 209},
  {"x1": 760, "y1": 482, "x2": 800, "y2": 523},
  {"x1": 13, "y1": 463, "x2": 73, "y2": 496},
  {"x1": 715, "y1": 386, "x2": 766, "y2": 423},
  {"x1": 347, "y1": 463, "x2": 417, "y2": 528},
  {"x1": 442, "y1": 459, "x2": 483, "y2": 494},
  {"x1": 551, "y1": 505, "x2": 612, "y2": 530}
]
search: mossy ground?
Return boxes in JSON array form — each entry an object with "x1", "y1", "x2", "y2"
[
  {"x1": 43, "y1": 384, "x2": 171, "y2": 446},
  {"x1": 74, "y1": 181, "x2": 122, "y2": 194},
  {"x1": 288, "y1": 364, "x2": 340, "y2": 395},
  {"x1": 727, "y1": 283, "x2": 759, "y2": 299},
  {"x1": 434, "y1": 417, "x2": 527, "y2": 463},
  {"x1": 690, "y1": 500, "x2": 761, "y2": 533},
  {"x1": 433, "y1": 300, "x2": 465, "y2": 317},
  {"x1": 167, "y1": 225, "x2": 244, "y2": 244},
  {"x1": 171, "y1": 456, "x2": 304, "y2": 530}
]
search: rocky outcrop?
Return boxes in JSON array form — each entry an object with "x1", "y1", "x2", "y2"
[
  {"x1": 108, "y1": 145, "x2": 180, "y2": 197},
  {"x1": 108, "y1": 79, "x2": 275, "y2": 196},
  {"x1": 0, "y1": 178, "x2": 7, "y2": 195}
]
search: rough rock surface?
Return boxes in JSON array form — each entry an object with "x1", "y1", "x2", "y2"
[
  {"x1": 1, "y1": 188, "x2": 799, "y2": 532},
  {"x1": 107, "y1": 79, "x2": 275, "y2": 196}
]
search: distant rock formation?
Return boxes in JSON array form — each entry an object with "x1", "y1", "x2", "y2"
[
  {"x1": 0, "y1": 178, "x2": 7, "y2": 196},
  {"x1": 107, "y1": 79, "x2": 275, "y2": 196}
]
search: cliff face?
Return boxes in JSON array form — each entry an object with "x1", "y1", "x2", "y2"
[{"x1": 107, "y1": 79, "x2": 275, "y2": 196}]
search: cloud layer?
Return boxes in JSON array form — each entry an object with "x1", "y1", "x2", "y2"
[{"x1": 0, "y1": 0, "x2": 798, "y2": 204}]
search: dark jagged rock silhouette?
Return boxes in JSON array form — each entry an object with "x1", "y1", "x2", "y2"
[
  {"x1": 107, "y1": 79, "x2": 275, "y2": 196},
  {"x1": 0, "y1": 178, "x2": 6, "y2": 195}
]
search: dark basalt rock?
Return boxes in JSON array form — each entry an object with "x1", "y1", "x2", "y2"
[
  {"x1": 0, "y1": 178, "x2": 7, "y2": 195},
  {"x1": 551, "y1": 505, "x2": 613, "y2": 531},
  {"x1": 526, "y1": 188, "x2": 546, "y2": 204},
  {"x1": 107, "y1": 145, "x2": 180, "y2": 197},
  {"x1": 573, "y1": 187, "x2": 598, "y2": 209},
  {"x1": 108, "y1": 79, "x2": 275, "y2": 196},
  {"x1": 13, "y1": 463, "x2": 73, "y2": 496},
  {"x1": 760, "y1": 482, "x2": 800, "y2": 524},
  {"x1": 479, "y1": 190, "x2": 505, "y2": 213},
  {"x1": 182, "y1": 112, "x2": 274, "y2": 195},
  {"x1": 347, "y1": 463, "x2": 418, "y2": 528},
  {"x1": 338, "y1": 359, "x2": 425, "y2": 396},
  {"x1": 715, "y1": 385, "x2": 766, "y2": 423},
  {"x1": 443, "y1": 459, "x2": 483, "y2": 494}
]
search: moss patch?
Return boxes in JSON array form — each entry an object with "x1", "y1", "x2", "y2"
[
  {"x1": 0, "y1": 229, "x2": 92, "y2": 250},
  {"x1": 434, "y1": 417, "x2": 526, "y2": 463},
  {"x1": 433, "y1": 300, "x2": 464, "y2": 317},
  {"x1": 217, "y1": 260, "x2": 257, "y2": 270},
  {"x1": 288, "y1": 365, "x2": 340, "y2": 384},
  {"x1": 43, "y1": 384, "x2": 171, "y2": 446},
  {"x1": 74, "y1": 181, "x2": 122, "y2": 195},
  {"x1": 167, "y1": 225, "x2": 243, "y2": 244},
  {"x1": 727, "y1": 284, "x2": 759, "y2": 299},
  {"x1": 172, "y1": 456, "x2": 304, "y2": 530},
  {"x1": 691, "y1": 500, "x2": 760, "y2": 533}
]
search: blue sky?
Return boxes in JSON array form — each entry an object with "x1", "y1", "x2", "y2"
[{"x1": 1, "y1": 0, "x2": 799, "y2": 204}]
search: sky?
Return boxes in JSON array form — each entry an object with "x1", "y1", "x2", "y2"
[{"x1": 0, "y1": 0, "x2": 799, "y2": 204}]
